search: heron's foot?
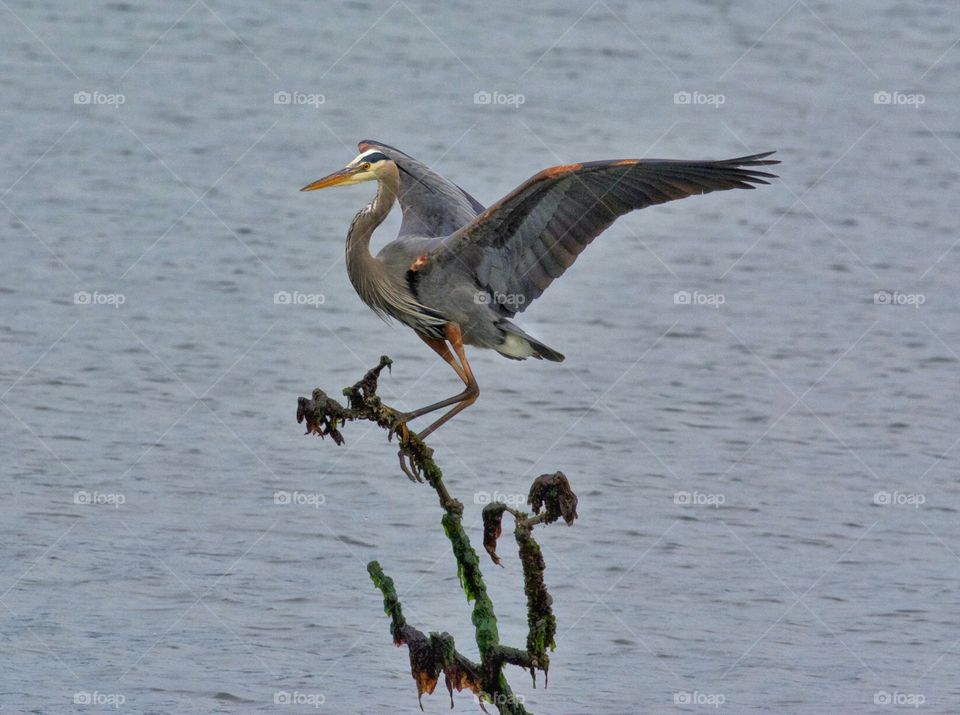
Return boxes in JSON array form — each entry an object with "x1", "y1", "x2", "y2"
[
  {"x1": 392, "y1": 418, "x2": 420, "y2": 481},
  {"x1": 398, "y1": 449, "x2": 423, "y2": 483}
]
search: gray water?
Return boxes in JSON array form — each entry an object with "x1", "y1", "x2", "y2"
[{"x1": 3, "y1": 1, "x2": 959, "y2": 712}]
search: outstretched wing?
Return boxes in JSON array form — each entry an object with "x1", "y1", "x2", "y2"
[
  {"x1": 431, "y1": 152, "x2": 778, "y2": 315},
  {"x1": 358, "y1": 140, "x2": 485, "y2": 238}
]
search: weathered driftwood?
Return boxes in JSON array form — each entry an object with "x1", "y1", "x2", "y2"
[{"x1": 297, "y1": 357, "x2": 579, "y2": 714}]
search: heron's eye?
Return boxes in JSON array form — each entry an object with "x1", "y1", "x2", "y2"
[{"x1": 362, "y1": 162, "x2": 372, "y2": 170}]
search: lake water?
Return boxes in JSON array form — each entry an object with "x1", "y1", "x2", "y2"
[{"x1": 3, "y1": 1, "x2": 959, "y2": 712}]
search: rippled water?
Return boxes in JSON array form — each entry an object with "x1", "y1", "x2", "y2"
[{"x1": 3, "y1": 1, "x2": 960, "y2": 712}]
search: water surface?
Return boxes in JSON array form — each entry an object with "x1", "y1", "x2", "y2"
[{"x1": 2, "y1": 1, "x2": 959, "y2": 712}]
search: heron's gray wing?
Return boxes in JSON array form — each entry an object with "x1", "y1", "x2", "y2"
[
  {"x1": 432, "y1": 153, "x2": 778, "y2": 315},
  {"x1": 358, "y1": 140, "x2": 484, "y2": 238}
]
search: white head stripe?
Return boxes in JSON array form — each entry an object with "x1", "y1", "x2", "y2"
[{"x1": 349, "y1": 149, "x2": 388, "y2": 166}]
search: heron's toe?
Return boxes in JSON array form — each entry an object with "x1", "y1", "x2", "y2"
[{"x1": 398, "y1": 450, "x2": 422, "y2": 482}]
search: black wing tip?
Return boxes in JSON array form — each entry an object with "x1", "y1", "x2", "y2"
[
  {"x1": 730, "y1": 152, "x2": 780, "y2": 181},
  {"x1": 727, "y1": 150, "x2": 780, "y2": 166},
  {"x1": 737, "y1": 175, "x2": 775, "y2": 187},
  {"x1": 739, "y1": 170, "x2": 777, "y2": 182}
]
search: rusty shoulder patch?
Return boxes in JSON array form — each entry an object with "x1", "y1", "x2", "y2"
[
  {"x1": 410, "y1": 254, "x2": 429, "y2": 272},
  {"x1": 539, "y1": 162, "x2": 583, "y2": 179}
]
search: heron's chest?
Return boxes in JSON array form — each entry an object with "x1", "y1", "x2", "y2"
[{"x1": 347, "y1": 258, "x2": 446, "y2": 336}]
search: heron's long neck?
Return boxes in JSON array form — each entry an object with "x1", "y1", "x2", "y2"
[{"x1": 345, "y1": 174, "x2": 398, "y2": 310}]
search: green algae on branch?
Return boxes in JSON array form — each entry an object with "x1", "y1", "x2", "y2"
[
  {"x1": 481, "y1": 473, "x2": 579, "y2": 686},
  {"x1": 298, "y1": 358, "x2": 580, "y2": 714},
  {"x1": 368, "y1": 561, "x2": 485, "y2": 710}
]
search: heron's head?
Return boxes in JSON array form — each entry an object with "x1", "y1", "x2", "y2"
[{"x1": 300, "y1": 150, "x2": 393, "y2": 192}]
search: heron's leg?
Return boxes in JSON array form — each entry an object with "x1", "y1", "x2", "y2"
[
  {"x1": 396, "y1": 332, "x2": 473, "y2": 424},
  {"x1": 396, "y1": 366, "x2": 473, "y2": 482},
  {"x1": 396, "y1": 325, "x2": 480, "y2": 481},
  {"x1": 395, "y1": 332, "x2": 470, "y2": 481},
  {"x1": 417, "y1": 333, "x2": 468, "y2": 385},
  {"x1": 412, "y1": 323, "x2": 479, "y2": 441},
  {"x1": 446, "y1": 323, "x2": 476, "y2": 385}
]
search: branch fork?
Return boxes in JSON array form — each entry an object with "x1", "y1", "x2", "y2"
[{"x1": 297, "y1": 358, "x2": 580, "y2": 714}]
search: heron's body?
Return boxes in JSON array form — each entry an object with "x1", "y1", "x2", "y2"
[
  {"x1": 337, "y1": 142, "x2": 565, "y2": 361},
  {"x1": 302, "y1": 139, "x2": 778, "y2": 476}
]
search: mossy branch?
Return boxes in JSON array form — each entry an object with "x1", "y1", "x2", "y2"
[{"x1": 298, "y1": 357, "x2": 579, "y2": 714}]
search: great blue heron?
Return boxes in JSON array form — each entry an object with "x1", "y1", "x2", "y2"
[{"x1": 302, "y1": 140, "x2": 777, "y2": 477}]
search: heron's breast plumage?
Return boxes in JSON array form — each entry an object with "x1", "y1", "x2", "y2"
[{"x1": 348, "y1": 236, "x2": 448, "y2": 338}]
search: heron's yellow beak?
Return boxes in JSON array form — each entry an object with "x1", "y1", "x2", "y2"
[{"x1": 300, "y1": 166, "x2": 363, "y2": 192}]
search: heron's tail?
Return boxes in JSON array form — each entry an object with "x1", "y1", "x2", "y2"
[{"x1": 495, "y1": 320, "x2": 565, "y2": 362}]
